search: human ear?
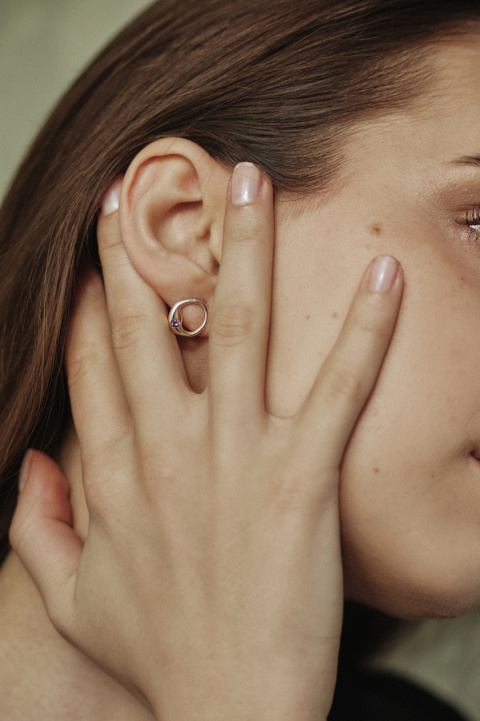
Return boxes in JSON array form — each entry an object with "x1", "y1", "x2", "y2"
[{"x1": 119, "y1": 137, "x2": 231, "y2": 334}]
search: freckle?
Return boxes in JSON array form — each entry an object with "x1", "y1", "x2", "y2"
[
  {"x1": 370, "y1": 224, "x2": 382, "y2": 235},
  {"x1": 373, "y1": 467, "x2": 380, "y2": 474},
  {"x1": 305, "y1": 314, "x2": 311, "y2": 320},
  {"x1": 332, "y1": 312, "x2": 338, "y2": 319}
]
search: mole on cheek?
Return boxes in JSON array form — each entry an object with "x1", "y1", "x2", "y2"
[{"x1": 370, "y1": 224, "x2": 383, "y2": 235}]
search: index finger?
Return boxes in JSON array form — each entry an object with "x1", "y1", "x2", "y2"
[{"x1": 97, "y1": 186, "x2": 191, "y2": 444}]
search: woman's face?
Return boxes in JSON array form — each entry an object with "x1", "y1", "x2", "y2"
[{"x1": 267, "y1": 36, "x2": 480, "y2": 618}]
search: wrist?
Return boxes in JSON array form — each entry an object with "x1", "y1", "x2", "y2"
[{"x1": 148, "y1": 675, "x2": 333, "y2": 721}]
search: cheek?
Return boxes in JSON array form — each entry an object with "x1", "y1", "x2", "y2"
[
  {"x1": 268, "y1": 201, "x2": 480, "y2": 616},
  {"x1": 266, "y1": 213, "x2": 365, "y2": 416},
  {"x1": 340, "y1": 266, "x2": 480, "y2": 618}
]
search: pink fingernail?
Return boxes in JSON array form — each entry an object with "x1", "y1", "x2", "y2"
[
  {"x1": 368, "y1": 256, "x2": 398, "y2": 292},
  {"x1": 18, "y1": 450, "x2": 33, "y2": 493},
  {"x1": 231, "y1": 163, "x2": 261, "y2": 205},
  {"x1": 101, "y1": 177, "x2": 123, "y2": 216}
]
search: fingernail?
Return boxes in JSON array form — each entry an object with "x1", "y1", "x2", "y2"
[
  {"x1": 368, "y1": 255, "x2": 398, "y2": 292},
  {"x1": 231, "y1": 163, "x2": 261, "y2": 205},
  {"x1": 101, "y1": 177, "x2": 123, "y2": 216},
  {"x1": 19, "y1": 450, "x2": 33, "y2": 493}
]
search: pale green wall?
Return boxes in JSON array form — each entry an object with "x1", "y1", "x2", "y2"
[{"x1": 0, "y1": 0, "x2": 153, "y2": 202}]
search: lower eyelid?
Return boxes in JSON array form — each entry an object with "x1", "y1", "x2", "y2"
[
  {"x1": 465, "y1": 226, "x2": 480, "y2": 245},
  {"x1": 453, "y1": 216, "x2": 480, "y2": 245}
]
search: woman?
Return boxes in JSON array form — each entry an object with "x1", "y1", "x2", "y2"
[{"x1": 2, "y1": 0, "x2": 480, "y2": 718}]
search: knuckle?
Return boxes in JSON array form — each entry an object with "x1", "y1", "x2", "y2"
[
  {"x1": 275, "y1": 474, "x2": 317, "y2": 511},
  {"x1": 83, "y1": 480, "x2": 110, "y2": 517},
  {"x1": 98, "y1": 233, "x2": 123, "y2": 253},
  {"x1": 46, "y1": 598, "x2": 73, "y2": 641},
  {"x1": 229, "y1": 228, "x2": 258, "y2": 247},
  {"x1": 324, "y1": 363, "x2": 364, "y2": 404},
  {"x1": 8, "y1": 513, "x2": 28, "y2": 553},
  {"x1": 357, "y1": 314, "x2": 382, "y2": 337},
  {"x1": 67, "y1": 349, "x2": 101, "y2": 390},
  {"x1": 83, "y1": 471, "x2": 126, "y2": 522},
  {"x1": 81, "y1": 427, "x2": 132, "y2": 484},
  {"x1": 111, "y1": 310, "x2": 149, "y2": 352},
  {"x1": 211, "y1": 303, "x2": 255, "y2": 346},
  {"x1": 353, "y1": 302, "x2": 392, "y2": 339},
  {"x1": 270, "y1": 468, "x2": 337, "y2": 515},
  {"x1": 81, "y1": 446, "x2": 130, "y2": 516},
  {"x1": 228, "y1": 210, "x2": 261, "y2": 243}
]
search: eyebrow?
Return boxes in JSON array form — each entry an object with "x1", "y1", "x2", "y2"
[{"x1": 450, "y1": 155, "x2": 480, "y2": 168}]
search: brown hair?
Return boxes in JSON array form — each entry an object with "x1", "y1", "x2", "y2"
[{"x1": 0, "y1": 0, "x2": 479, "y2": 563}]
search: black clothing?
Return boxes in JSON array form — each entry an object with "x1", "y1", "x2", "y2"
[
  {"x1": 329, "y1": 664, "x2": 467, "y2": 721},
  {"x1": 329, "y1": 603, "x2": 468, "y2": 721}
]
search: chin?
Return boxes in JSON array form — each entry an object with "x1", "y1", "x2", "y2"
[
  {"x1": 343, "y1": 554, "x2": 480, "y2": 620},
  {"x1": 347, "y1": 584, "x2": 480, "y2": 621}
]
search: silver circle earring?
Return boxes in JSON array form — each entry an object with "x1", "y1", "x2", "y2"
[{"x1": 168, "y1": 299, "x2": 208, "y2": 337}]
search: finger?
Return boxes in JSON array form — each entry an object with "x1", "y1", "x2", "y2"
[
  {"x1": 66, "y1": 266, "x2": 132, "y2": 467},
  {"x1": 298, "y1": 255, "x2": 403, "y2": 469},
  {"x1": 209, "y1": 163, "x2": 274, "y2": 431},
  {"x1": 9, "y1": 450, "x2": 80, "y2": 633},
  {"x1": 98, "y1": 182, "x2": 190, "y2": 442}
]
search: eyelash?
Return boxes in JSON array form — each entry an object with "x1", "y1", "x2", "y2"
[
  {"x1": 459, "y1": 206, "x2": 480, "y2": 243},
  {"x1": 465, "y1": 205, "x2": 480, "y2": 242}
]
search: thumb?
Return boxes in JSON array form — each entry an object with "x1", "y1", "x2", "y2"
[{"x1": 9, "y1": 450, "x2": 82, "y2": 630}]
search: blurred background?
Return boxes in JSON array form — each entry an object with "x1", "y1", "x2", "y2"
[{"x1": 0, "y1": 0, "x2": 153, "y2": 202}]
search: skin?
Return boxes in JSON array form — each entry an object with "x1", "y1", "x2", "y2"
[
  {"x1": 9, "y1": 168, "x2": 403, "y2": 721},
  {"x1": 3, "y1": 34, "x2": 480, "y2": 720},
  {"x1": 266, "y1": 36, "x2": 480, "y2": 618}
]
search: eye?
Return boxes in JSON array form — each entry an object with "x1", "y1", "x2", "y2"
[
  {"x1": 466, "y1": 206, "x2": 480, "y2": 240},
  {"x1": 456, "y1": 206, "x2": 480, "y2": 243}
]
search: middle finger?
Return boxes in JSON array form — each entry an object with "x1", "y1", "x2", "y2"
[{"x1": 209, "y1": 163, "x2": 274, "y2": 434}]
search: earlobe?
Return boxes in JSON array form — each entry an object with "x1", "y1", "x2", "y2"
[{"x1": 118, "y1": 138, "x2": 230, "y2": 325}]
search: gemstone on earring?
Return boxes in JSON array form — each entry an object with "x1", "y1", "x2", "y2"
[{"x1": 171, "y1": 319, "x2": 181, "y2": 328}]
